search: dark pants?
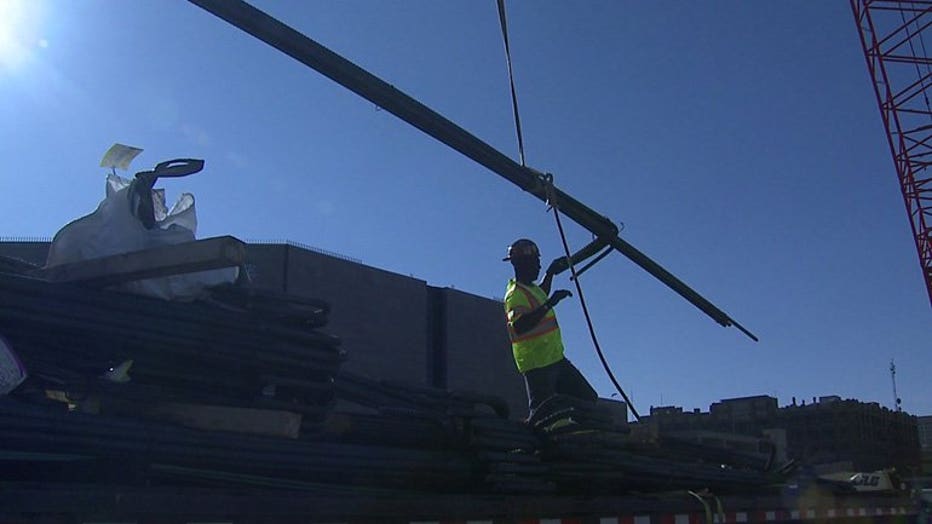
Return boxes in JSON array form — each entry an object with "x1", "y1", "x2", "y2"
[{"x1": 523, "y1": 357, "x2": 597, "y2": 416}]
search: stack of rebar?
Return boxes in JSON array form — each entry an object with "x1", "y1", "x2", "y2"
[
  {"x1": 0, "y1": 267, "x2": 791, "y2": 497},
  {"x1": 323, "y1": 371, "x2": 553, "y2": 492},
  {"x1": 0, "y1": 269, "x2": 526, "y2": 494},
  {"x1": 0, "y1": 397, "x2": 478, "y2": 491},
  {"x1": 0, "y1": 271, "x2": 343, "y2": 423},
  {"x1": 333, "y1": 371, "x2": 509, "y2": 418},
  {"x1": 466, "y1": 415, "x2": 553, "y2": 493},
  {"x1": 541, "y1": 427, "x2": 784, "y2": 494}
]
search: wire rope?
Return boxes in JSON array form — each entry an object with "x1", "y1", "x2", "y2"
[
  {"x1": 496, "y1": 0, "x2": 527, "y2": 166},
  {"x1": 543, "y1": 177, "x2": 642, "y2": 421}
]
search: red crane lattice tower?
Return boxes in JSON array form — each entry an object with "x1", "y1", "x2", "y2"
[{"x1": 851, "y1": 0, "x2": 932, "y2": 307}]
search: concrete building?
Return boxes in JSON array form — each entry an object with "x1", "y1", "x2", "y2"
[
  {"x1": 640, "y1": 395, "x2": 921, "y2": 474},
  {"x1": 0, "y1": 239, "x2": 528, "y2": 418},
  {"x1": 919, "y1": 415, "x2": 932, "y2": 476},
  {"x1": 919, "y1": 415, "x2": 932, "y2": 448},
  {"x1": 777, "y1": 397, "x2": 920, "y2": 473},
  {"x1": 710, "y1": 395, "x2": 779, "y2": 435}
]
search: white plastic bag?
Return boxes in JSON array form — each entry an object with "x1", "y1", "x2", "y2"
[
  {"x1": 46, "y1": 174, "x2": 237, "y2": 300},
  {"x1": 0, "y1": 335, "x2": 27, "y2": 396}
]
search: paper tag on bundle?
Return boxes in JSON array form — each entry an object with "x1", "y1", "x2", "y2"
[{"x1": 100, "y1": 143, "x2": 143, "y2": 170}]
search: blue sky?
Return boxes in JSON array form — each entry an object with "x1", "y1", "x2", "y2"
[{"x1": 1, "y1": 1, "x2": 929, "y2": 417}]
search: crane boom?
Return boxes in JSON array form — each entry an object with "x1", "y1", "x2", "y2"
[
  {"x1": 187, "y1": 0, "x2": 757, "y2": 341},
  {"x1": 851, "y1": 0, "x2": 932, "y2": 308}
]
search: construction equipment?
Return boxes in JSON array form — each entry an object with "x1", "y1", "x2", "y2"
[
  {"x1": 187, "y1": 0, "x2": 758, "y2": 342},
  {"x1": 850, "y1": 0, "x2": 932, "y2": 308}
]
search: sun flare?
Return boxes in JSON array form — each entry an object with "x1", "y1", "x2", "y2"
[{"x1": 0, "y1": 0, "x2": 38, "y2": 72}]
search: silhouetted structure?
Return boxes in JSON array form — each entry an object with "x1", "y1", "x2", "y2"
[
  {"x1": 641, "y1": 395, "x2": 921, "y2": 474},
  {"x1": 0, "y1": 239, "x2": 921, "y2": 472},
  {"x1": 0, "y1": 239, "x2": 525, "y2": 417}
]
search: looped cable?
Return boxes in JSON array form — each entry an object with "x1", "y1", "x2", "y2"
[{"x1": 542, "y1": 174, "x2": 641, "y2": 421}]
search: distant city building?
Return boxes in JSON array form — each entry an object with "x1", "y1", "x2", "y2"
[
  {"x1": 778, "y1": 397, "x2": 918, "y2": 473},
  {"x1": 641, "y1": 395, "x2": 921, "y2": 474},
  {"x1": 919, "y1": 415, "x2": 932, "y2": 448},
  {"x1": 919, "y1": 415, "x2": 932, "y2": 476}
]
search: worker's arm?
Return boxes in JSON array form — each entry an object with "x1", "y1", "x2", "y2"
[
  {"x1": 540, "y1": 270, "x2": 554, "y2": 295},
  {"x1": 540, "y1": 257, "x2": 569, "y2": 295},
  {"x1": 512, "y1": 289, "x2": 572, "y2": 334}
]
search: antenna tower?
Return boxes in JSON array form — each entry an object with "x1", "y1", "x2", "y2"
[
  {"x1": 890, "y1": 358, "x2": 902, "y2": 411},
  {"x1": 850, "y1": 1, "x2": 932, "y2": 307}
]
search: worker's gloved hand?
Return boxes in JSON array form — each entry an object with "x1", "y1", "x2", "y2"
[
  {"x1": 546, "y1": 256, "x2": 569, "y2": 276},
  {"x1": 546, "y1": 289, "x2": 573, "y2": 308}
]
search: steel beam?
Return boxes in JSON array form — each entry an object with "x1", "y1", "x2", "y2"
[{"x1": 187, "y1": 0, "x2": 756, "y2": 340}]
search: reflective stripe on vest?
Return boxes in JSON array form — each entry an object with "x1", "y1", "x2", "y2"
[
  {"x1": 505, "y1": 280, "x2": 564, "y2": 373},
  {"x1": 507, "y1": 282, "x2": 559, "y2": 343}
]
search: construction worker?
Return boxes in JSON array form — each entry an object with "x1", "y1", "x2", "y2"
[{"x1": 503, "y1": 238, "x2": 598, "y2": 420}]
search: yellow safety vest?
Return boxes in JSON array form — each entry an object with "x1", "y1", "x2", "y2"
[{"x1": 504, "y1": 279, "x2": 564, "y2": 373}]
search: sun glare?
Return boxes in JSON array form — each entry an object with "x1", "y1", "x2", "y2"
[{"x1": 0, "y1": 0, "x2": 41, "y2": 72}]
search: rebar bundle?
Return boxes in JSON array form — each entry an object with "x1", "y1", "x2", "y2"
[{"x1": 0, "y1": 267, "x2": 788, "y2": 498}]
